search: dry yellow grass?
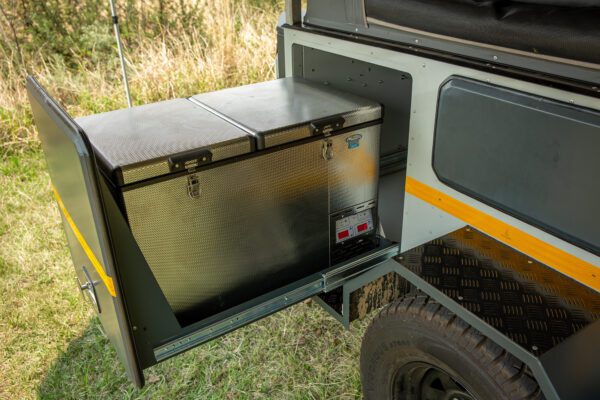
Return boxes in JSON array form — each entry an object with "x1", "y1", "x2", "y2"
[{"x1": 1, "y1": 0, "x2": 279, "y2": 153}]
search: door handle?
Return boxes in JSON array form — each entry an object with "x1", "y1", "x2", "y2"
[{"x1": 78, "y1": 266, "x2": 101, "y2": 313}]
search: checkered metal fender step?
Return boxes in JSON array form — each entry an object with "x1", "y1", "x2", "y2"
[{"x1": 399, "y1": 226, "x2": 600, "y2": 356}]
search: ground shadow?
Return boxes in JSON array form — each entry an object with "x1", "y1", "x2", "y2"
[{"x1": 37, "y1": 317, "x2": 137, "y2": 400}]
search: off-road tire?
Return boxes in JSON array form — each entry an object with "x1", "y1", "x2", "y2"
[{"x1": 360, "y1": 294, "x2": 543, "y2": 400}]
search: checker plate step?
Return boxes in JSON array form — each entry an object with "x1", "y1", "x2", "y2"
[{"x1": 398, "y1": 226, "x2": 600, "y2": 356}]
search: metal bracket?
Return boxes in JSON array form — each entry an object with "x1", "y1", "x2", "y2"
[
  {"x1": 285, "y1": 0, "x2": 302, "y2": 26},
  {"x1": 319, "y1": 256, "x2": 562, "y2": 400}
]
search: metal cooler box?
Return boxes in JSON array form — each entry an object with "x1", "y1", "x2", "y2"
[{"x1": 78, "y1": 77, "x2": 382, "y2": 326}]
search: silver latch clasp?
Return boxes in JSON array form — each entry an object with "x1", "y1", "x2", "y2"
[
  {"x1": 187, "y1": 174, "x2": 201, "y2": 199},
  {"x1": 322, "y1": 139, "x2": 333, "y2": 160}
]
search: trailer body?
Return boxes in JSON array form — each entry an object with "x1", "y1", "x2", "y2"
[
  {"x1": 280, "y1": 1, "x2": 600, "y2": 398},
  {"x1": 28, "y1": 0, "x2": 600, "y2": 397}
]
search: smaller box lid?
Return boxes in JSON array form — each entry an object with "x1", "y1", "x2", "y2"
[
  {"x1": 190, "y1": 78, "x2": 381, "y2": 149},
  {"x1": 76, "y1": 98, "x2": 254, "y2": 186}
]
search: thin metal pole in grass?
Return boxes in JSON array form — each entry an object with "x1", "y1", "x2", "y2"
[{"x1": 108, "y1": 0, "x2": 133, "y2": 108}]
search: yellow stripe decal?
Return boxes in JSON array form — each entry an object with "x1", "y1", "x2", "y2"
[
  {"x1": 52, "y1": 186, "x2": 116, "y2": 297},
  {"x1": 406, "y1": 176, "x2": 600, "y2": 291}
]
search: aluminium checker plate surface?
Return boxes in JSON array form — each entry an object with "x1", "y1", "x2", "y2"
[{"x1": 399, "y1": 226, "x2": 600, "y2": 356}]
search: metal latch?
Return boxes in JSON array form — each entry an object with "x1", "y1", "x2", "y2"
[
  {"x1": 311, "y1": 115, "x2": 345, "y2": 136},
  {"x1": 187, "y1": 174, "x2": 201, "y2": 199},
  {"x1": 168, "y1": 148, "x2": 213, "y2": 172},
  {"x1": 322, "y1": 139, "x2": 333, "y2": 160}
]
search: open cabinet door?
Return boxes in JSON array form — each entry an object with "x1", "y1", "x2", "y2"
[{"x1": 26, "y1": 77, "x2": 144, "y2": 387}]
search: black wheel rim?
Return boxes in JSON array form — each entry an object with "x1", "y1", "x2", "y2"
[{"x1": 391, "y1": 361, "x2": 475, "y2": 400}]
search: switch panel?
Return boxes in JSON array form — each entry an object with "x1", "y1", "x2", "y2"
[{"x1": 335, "y1": 208, "x2": 374, "y2": 244}]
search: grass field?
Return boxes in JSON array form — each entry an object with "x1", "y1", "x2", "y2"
[{"x1": 0, "y1": 0, "x2": 371, "y2": 398}]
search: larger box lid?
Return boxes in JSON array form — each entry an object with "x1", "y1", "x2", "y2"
[
  {"x1": 190, "y1": 78, "x2": 382, "y2": 149},
  {"x1": 76, "y1": 98, "x2": 254, "y2": 186}
]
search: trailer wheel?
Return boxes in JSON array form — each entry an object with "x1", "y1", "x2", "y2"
[{"x1": 360, "y1": 295, "x2": 542, "y2": 400}]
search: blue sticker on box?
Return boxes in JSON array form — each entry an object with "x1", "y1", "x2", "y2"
[{"x1": 346, "y1": 134, "x2": 362, "y2": 149}]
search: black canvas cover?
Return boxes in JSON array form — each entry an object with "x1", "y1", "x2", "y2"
[{"x1": 366, "y1": 0, "x2": 600, "y2": 64}]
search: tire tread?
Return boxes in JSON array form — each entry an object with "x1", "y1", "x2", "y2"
[{"x1": 361, "y1": 294, "x2": 543, "y2": 400}]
